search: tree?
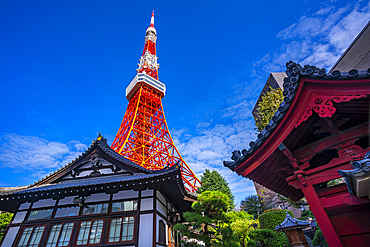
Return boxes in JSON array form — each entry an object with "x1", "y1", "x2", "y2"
[
  {"x1": 197, "y1": 169, "x2": 235, "y2": 210},
  {"x1": 0, "y1": 212, "x2": 13, "y2": 242},
  {"x1": 246, "y1": 229, "x2": 284, "y2": 247},
  {"x1": 240, "y1": 194, "x2": 269, "y2": 219},
  {"x1": 254, "y1": 86, "x2": 284, "y2": 133},
  {"x1": 174, "y1": 191, "x2": 238, "y2": 247},
  {"x1": 228, "y1": 211, "x2": 259, "y2": 247},
  {"x1": 312, "y1": 227, "x2": 328, "y2": 247}
]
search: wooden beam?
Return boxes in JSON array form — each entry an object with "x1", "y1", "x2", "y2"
[
  {"x1": 298, "y1": 177, "x2": 343, "y2": 247},
  {"x1": 293, "y1": 122, "x2": 368, "y2": 163},
  {"x1": 320, "y1": 193, "x2": 370, "y2": 209},
  {"x1": 305, "y1": 163, "x2": 352, "y2": 186},
  {"x1": 278, "y1": 143, "x2": 300, "y2": 169}
]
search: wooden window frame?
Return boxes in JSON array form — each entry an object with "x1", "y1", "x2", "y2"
[
  {"x1": 81, "y1": 203, "x2": 109, "y2": 216},
  {"x1": 26, "y1": 208, "x2": 54, "y2": 222},
  {"x1": 16, "y1": 224, "x2": 46, "y2": 247},
  {"x1": 107, "y1": 215, "x2": 136, "y2": 244},
  {"x1": 45, "y1": 221, "x2": 75, "y2": 247},
  {"x1": 110, "y1": 199, "x2": 138, "y2": 213},
  {"x1": 75, "y1": 218, "x2": 105, "y2": 246},
  {"x1": 54, "y1": 206, "x2": 80, "y2": 219}
]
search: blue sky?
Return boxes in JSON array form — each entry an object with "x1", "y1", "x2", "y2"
[{"x1": 0, "y1": 0, "x2": 369, "y2": 204}]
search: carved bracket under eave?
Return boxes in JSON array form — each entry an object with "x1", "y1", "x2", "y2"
[{"x1": 295, "y1": 94, "x2": 367, "y2": 128}]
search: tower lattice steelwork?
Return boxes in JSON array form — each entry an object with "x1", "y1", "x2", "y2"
[{"x1": 111, "y1": 12, "x2": 201, "y2": 192}]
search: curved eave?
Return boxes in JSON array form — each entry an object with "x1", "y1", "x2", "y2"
[
  {"x1": 0, "y1": 165, "x2": 194, "y2": 213},
  {"x1": 235, "y1": 76, "x2": 370, "y2": 177}
]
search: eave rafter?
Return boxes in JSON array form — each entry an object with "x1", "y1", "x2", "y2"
[{"x1": 225, "y1": 62, "x2": 370, "y2": 178}]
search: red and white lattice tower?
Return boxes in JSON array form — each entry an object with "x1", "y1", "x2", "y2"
[{"x1": 111, "y1": 12, "x2": 201, "y2": 192}]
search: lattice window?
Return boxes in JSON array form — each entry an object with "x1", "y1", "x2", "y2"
[
  {"x1": 76, "y1": 219, "x2": 104, "y2": 246},
  {"x1": 46, "y1": 222, "x2": 74, "y2": 247},
  {"x1": 17, "y1": 225, "x2": 45, "y2": 247},
  {"x1": 108, "y1": 216, "x2": 135, "y2": 243}
]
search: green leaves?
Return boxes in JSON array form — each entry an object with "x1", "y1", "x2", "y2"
[
  {"x1": 254, "y1": 87, "x2": 284, "y2": 133},
  {"x1": 174, "y1": 191, "x2": 237, "y2": 247},
  {"x1": 0, "y1": 212, "x2": 13, "y2": 242},
  {"x1": 198, "y1": 169, "x2": 235, "y2": 210},
  {"x1": 257, "y1": 210, "x2": 293, "y2": 230}
]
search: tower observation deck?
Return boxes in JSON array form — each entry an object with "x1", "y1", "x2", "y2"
[{"x1": 111, "y1": 12, "x2": 201, "y2": 192}]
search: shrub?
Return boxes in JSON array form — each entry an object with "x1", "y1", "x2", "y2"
[
  {"x1": 258, "y1": 210, "x2": 293, "y2": 230},
  {"x1": 257, "y1": 210, "x2": 292, "y2": 247},
  {"x1": 262, "y1": 208, "x2": 282, "y2": 214},
  {"x1": 312, "y1": 227, "x2": 328, "y2": 247},
  {"x1": 246, "y1": 229, "x2": 288, "y2": 247}
]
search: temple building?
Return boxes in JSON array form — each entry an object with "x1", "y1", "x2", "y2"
[
  {"x1": 0, "y1": 12, "x2": 199, "y2": 247},
  {"x1": 224, "y1": 21, "x2": 370, "y2": 247},
  {"x1": 0, "y1": 135, "x2": 196, "y2": 247}
]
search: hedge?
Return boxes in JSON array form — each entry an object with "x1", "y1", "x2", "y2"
[{"x1": 258, "y1": 210, "x2": 293, "y2": 230}]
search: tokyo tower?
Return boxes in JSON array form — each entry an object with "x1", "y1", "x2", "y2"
[{"x1": 111, "y1": 12, "x2": 201, "y2": 192}]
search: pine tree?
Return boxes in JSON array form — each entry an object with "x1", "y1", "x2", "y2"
[
  {"x1": 174, "y1": 191, "x2": 238, "y2": 247},
  {"x1": 198, "y1": 169, "x2": 235, "y2": 210}
]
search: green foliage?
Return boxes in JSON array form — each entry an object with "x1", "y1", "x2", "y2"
[
  {"x1": 246, "y1": 229, "x2": 287, "y2": 247},
  {"x1": 257, "y1": 210, "x2": 291, "y2": 247},
  {"x1": 240, "y1": 194, "x2": 268, "y2": 219},
  {"x1": 198, "y1": 169, "x2": 235, "y2": 210},
  {"x1": 230, "y1": 217, "x2": 259, "y2": 247},
  {"x1": 254, "y1": 86, "x2": 284, "y2": 133},
  {"x1": 174, "y1": 191, "x2": 238, "y2": 247},
  {"x1": 298, "y1": 210, "x2": 314, "y2": 220},
  {"x1": 258, "y1": 210, "x2": 293, "y2": 230},
  {"x1": 227, "y1": 211, "x2": 257, "y2": 247},
  {"x1": 0, "y1": 212, "x2": 13, "y2": 242},
  {"x1": 227, "y1": 210, "x2": 254, "y2": 222},
  {"x1": 313, "y1": 227, "x2": 328, "y2": 247},
  {"x1": 327, "y1": 178, "x2": 345, "y2": 187},
  {"x1": 262, "y1": 208, "x2": 281, "y2": 214}
]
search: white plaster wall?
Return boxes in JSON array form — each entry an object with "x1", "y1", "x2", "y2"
[
  {"x1": 18, "y1": 202, "x2": 31, "y2": 210},
  {"x1": 84, "y1": 193, "x2": 110, "y2": 203},
  {"x1": 140, "y1": 198, "x2": 153, "y2": 211},
  {"x1": 113, "y1": 190, "x2": 138, "y2": 200},
  {"x1": 141, "y1": 189, "x2": 153, "y2": 197},
  {"x1": 12, "y1": 211, "x2": 27, "y2": 224},
  {"x1": 1, "y1": 227, "x2": 20, "y2": 247},
  {"x1": 32, "y1": 199, "x2": 56, "y2": 208},
  {"x1": 156, "y1": 199, "x2": 167, "y2": 218},
  {"x1": 139, "y1": 214, "x2": 153, "y2": 247},
  {"x1": 156, "y1": 191, "x2": 166, "y2": 205},
  {"x1": 156, "y1": 214, "x2": 168, "y2": 245}
]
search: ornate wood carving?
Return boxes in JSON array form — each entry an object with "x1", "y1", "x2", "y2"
[
  {"x1": 293, "y1": 122, "x2": 368, "y2": 164},
  {"x1": 295, "y1": 94, "x2": 367, "y2": 128}
]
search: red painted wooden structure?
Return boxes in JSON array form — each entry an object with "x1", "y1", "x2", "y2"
[{"x1": 224, "y1": 62, "x2": 370, "y2": 247}]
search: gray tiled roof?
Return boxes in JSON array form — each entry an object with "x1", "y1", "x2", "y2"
[
  {"x1": 276, "y1": 211, "x2": 310, "y2": 230},
  {"x1": 224, "y1": 62, "x2": 370, "y2": 170},
  {"x1": 0, "y1": 166, "x2": 179, "y2": 196}
]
